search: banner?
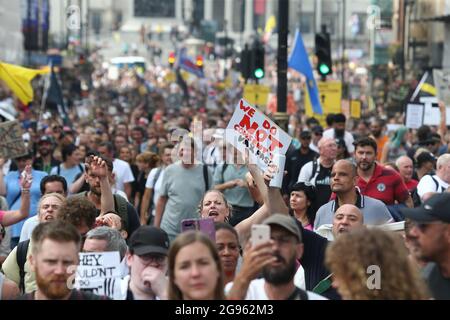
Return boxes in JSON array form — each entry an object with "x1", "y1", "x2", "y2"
[
  {"x1": 225, "y1": 99, "x2": 292, "y2": 172},
  {"x1": 0, "y1": 121, "x2": 28, "y2": 159}
]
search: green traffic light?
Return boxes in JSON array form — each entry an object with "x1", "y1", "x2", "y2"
[
  {"x1": 319, "y1": 63, "x2": 330, "y2": 75},
  {"x1": 254, "y1": 68, "x2": 264, "y2": 79}
]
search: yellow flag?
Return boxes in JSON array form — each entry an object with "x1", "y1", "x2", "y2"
[
  {"x1": 0, "y1": 62, "x2": 49, "y2": 105},
  {"x1": 265, "y1": 15, "x2": 276, "y2": 34}
]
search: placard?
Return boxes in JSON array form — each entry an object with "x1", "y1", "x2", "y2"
[
  {"x1": 225, "y1": 99, "x2": 292, "y2": 172},
  {"x1": 74, "y1": 251, "x2": 123, "y2": 300},
  {"x1": 0, "y1": 120, "x2": 28, "y2": 159},
  {"x1": 405, "y1": 104, "x2": 424, "y2": 129}
]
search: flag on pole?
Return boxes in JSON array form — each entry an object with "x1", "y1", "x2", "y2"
[
  {"x1": 0, "y1": 62, "x2": 49, "y2": 105},
  {"x1": 410, "y1": 71, "x2": 437, "y2": 102},
  {"x1": 288, "y1": 29, "x2": 323, "y2": 115},
  {"x1": 45, "y1": 66, "x2": 70, "y2": 126}
]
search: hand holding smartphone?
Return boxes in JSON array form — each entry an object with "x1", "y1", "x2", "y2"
[{"x1": 251, "y1": 224, "x2": 271, "y2": 247}]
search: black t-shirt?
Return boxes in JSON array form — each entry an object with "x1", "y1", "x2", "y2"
[
  {"x1": 283, "y1": 148, "x2": 318, "y2": 195},
  {"x1": 295, "y1": 220, "x2": 341, "y2": 300},
  {"x1": 17, "y1": 289, "x2": 110, "y2": 300},
  {"x1": 314, "y1": 165, "x2": 332, "y2": 209},
  {"x1": 422, "y1": 262, "x2": 450, "y2": 300}
]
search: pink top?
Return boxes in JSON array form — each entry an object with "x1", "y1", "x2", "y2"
[
  {"x1": 0, "y1": 210, "x2": 5, "y2": 224},
  {"x1": 303, "y1": 223, "x2": 313, "y2": 231}
]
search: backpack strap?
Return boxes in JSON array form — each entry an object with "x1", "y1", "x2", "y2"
[
  {"x1": 16, "y1": 239, "x2": 30, "y2": 294},
  {"x1": 152, "y1": 168, "x2": 162, "y2": 189},
  {"x1": 113, "y1": 194, "x2": 129, "y2": 232},
  {"x1": 203, "y1": 164, "x2": 209, "y2": 192},
  {"x1": 430, "y1": 175, "x2": 440, "y2": 192},
  {"x1": 57, "y1": 164, "x2": 60, "y2": 175},
  {"x1": 286, "y1": 287, "x2": 309, "y2": 300},
  {"x1": 308, "y1": 159, "x2": 319, "y2": 183}
]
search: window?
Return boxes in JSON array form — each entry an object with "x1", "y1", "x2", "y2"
[
  {"x1": 133, "y1": 0, "x2": 175, "y2": 18},
  {"x1": 299, "y1": 13, "x2": 313, "y2": 34}
]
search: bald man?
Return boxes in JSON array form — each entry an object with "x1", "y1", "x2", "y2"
[
  {"x1": 297, "y1": 137, "x2": 337, "y2": 209},
  {"x1": 332, "y1": 204, "x2": 364, "y2": 237},
  {"x1": 314, "y1": 159, "x2": 393, "y2": 230},
  {"x1": 395, "y1": 156, "x2": 418, "y2": 192}
]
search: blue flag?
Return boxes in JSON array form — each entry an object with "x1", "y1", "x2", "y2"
[
  {"x1": 288, "y1": 29, "x2": 323, "y2": 115},
  {"x1": 176, "y1": 48, "x2": 205, "y2": 78}
]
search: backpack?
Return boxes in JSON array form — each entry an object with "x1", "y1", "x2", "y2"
[
  {"x1": 411, "y1": 175, "x2": 439, "y2": 207},
  {"x1": 16, "y1": 239, "x2": 30, "y2": 294}
]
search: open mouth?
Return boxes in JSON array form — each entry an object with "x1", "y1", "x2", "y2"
[{"x1": 208, "y1": 210, "x2": 219, "y2": 217}]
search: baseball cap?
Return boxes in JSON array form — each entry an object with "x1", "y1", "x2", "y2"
[
  {"x1": 401, "y1": 193, "x2": 450, "y2": 224},
  {"x1": 129, "y1": 226, "x2": 170, "y2": 255},
  {"x1": 300, "y1": 130, "x2": 312, "y2": 139},
  {"x1": 263, "y1": 214, "x2": 302, "y2": 243}
]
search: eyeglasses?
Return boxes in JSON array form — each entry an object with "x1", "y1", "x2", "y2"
[{"x1": 138, "y1": 253, "x2": 166, "y2": 265}]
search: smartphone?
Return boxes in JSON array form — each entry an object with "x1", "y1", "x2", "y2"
[
  {"x1": 181, "y1": 218, "x2": 216, "y2": 241},
  {"x1": 251, "y1": 224, "x2": 271, "y2": 247}
]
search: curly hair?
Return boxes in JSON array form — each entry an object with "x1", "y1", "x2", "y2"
[
  {"x1": 56, "y1": 197, "x2": 97, "y2": 230},
  {"x1": 325, "y1": 228, "x2": 429, "y2": 300}
]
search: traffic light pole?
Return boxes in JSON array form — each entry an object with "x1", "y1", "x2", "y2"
[{"x1": 275, "y1": 0, "x2": 289, "y2": 133}]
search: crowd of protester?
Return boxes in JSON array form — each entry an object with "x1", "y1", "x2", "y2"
[{"x1": 0, "y1": 52, "x2": 449, "y2": 301}]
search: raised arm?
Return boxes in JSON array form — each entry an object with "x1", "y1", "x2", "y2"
[{"x1": 1, "y1": 165, "x2": 32, "y2": 226}]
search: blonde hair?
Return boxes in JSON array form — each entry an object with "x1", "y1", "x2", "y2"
[
  {"x1": 325, "y1": 228, "x2": 429, "y2": 300},
  {"x1": 198, "y1": 190, "x2": 232, "y2": 222}
]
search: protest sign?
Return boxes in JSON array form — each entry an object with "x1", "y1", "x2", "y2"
[
  {"x1": 433, "y1": 69, "x2": 450, "y2": 106},
  {"x1": 74, "y1": 251, "x2": 123, "y2": 300},
  {"x1": 0, "y1": 120, "x2": 28, "y2": 159},
  {"x1": 405, "y1": 104, "x2": 424, "y2": 129},
  {"x1": 225, "y1": 99, "x2": 292, "y2": 172}
]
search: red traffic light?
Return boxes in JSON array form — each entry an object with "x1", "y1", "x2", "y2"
[
  {"x1": 168, "y1": 52, "x2": 176, "y2": 65},
  {"x1": 196, "y1": 55, "x2": 204, "y2": 67}
]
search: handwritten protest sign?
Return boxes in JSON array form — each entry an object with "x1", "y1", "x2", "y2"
[
  {"x1": 74, "y1": 251, "x2": 123, "y2": 300},
  {"x1": 0, "y1": 121, "x2": 28, "y2": 159},
  {"x1": 225, "y1": 99, "x2": 292, "y2": 172}
]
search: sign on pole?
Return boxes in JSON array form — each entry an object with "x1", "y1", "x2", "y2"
[
  {"x1": 243, "y1": 84, "x2": 270, "y2": 107},
  {"x1": 304, "y1": 81, "x2": 342, "y2": 125},
  {"x1": 0, "y1": 120, "x2": 28, "y2": 159},
  {"x1": 225, "y1": 99, "x2": 292, "y2": 172}
]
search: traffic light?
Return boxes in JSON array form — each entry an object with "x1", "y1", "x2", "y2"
[
  {"x1": 240, "y1": 45, "x2": 252, "y2": 80},
  {"x1": 196, "y1": 55, "x2": 204, "y2": 68},
  {"x1": 315, "y1": 30, "x2": 332, "y2": 77},
  {"x1": 168, "y1": 51, "x2": 176, "y2": 67},
  {"x1": 251, "y1": 42, "x2": 265, "y2": 80}
]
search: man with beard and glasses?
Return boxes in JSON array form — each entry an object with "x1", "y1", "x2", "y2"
[
  {"x1": 354, "y1": 138, "x2": 413, "y2": 216},
  {"x1": 323, "y1": 113, "x2": 355, "y2": 156},
  {"x1": 33, "y1": 136, "x2": 60, "y2": 174},
  {"x1": 226, "y1": 214, "x2": 326, "y2": 300},
  {"x1": 17, "y1": 220, "x2": 108, "y2": 300}
]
